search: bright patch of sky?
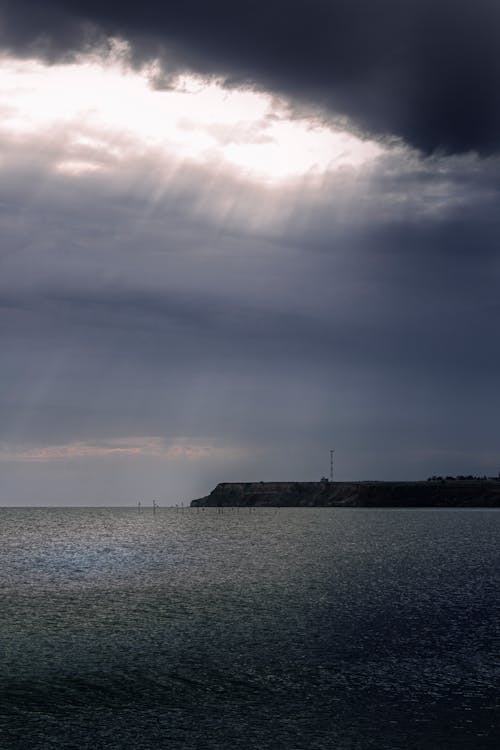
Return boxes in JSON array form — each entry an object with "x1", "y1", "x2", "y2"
[{"x1": 0, "y1": 43, "x2": 382, "y2": 182}]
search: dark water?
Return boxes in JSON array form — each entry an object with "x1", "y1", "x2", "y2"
[{"x1": 1, "y1": 507, "x2": 499, "y2": 749}]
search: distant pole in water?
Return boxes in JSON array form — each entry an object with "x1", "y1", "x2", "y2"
[
  {"x1": 138, "y1": 501, "x2": 142, "y2": 513},
  {"x1": 330, "y1": 449, "x2": 334, "y2": 482},
  {"x1": 153, "y1": 500, "x2": 158, "y2": 515}
]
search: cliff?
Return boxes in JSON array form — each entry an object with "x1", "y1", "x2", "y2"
[{"x1": 190, "y1": 480, "x2": 500, "y2": 508}]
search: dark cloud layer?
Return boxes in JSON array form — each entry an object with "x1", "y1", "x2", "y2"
[{"x1": 2, "y1": 0, "x2": 500, "y2": 154}]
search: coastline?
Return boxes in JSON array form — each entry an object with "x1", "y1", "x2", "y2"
[{"x1": 190, "y1": 480, "x2": 500, "y2": 508}]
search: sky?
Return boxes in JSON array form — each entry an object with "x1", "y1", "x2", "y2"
[{"x1": 1, "y1": 1, "x2": 500, "y2": 505}]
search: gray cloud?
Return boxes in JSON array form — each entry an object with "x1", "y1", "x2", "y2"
[
  {"x1": 2, "y1": 0, "x2": 500, "y2": 154},
  {"x1": 1, "y1": 124, "x2": 500, "y2": 504}
]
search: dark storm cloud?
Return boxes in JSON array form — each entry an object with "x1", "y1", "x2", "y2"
[{"x1": 2, "y1": 1, "x2": 500, "y2": 154}]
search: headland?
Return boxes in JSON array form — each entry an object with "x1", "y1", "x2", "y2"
[{"x1": 190, "y1": 480, "x2": 500, "y2": 508}]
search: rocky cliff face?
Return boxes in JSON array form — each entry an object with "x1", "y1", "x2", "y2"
[{"x1": 190, "y1": 480, "x2": 500, "y2": 508}]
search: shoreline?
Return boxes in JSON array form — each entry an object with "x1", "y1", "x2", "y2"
[{"x1": 190, "y1": 480, "x2": 500, "y2": 508}]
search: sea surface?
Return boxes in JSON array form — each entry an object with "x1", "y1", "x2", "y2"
[{"x1": 1, "y1": 507, "x2": 499, "y2": 749}]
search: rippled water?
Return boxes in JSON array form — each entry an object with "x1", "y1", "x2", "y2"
[{"x1": 1, "y1": 507, "x2": 499, "y2": 749}]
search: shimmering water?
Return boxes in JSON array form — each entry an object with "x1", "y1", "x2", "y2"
[{"x1": 1, "y1": 507, "x2": 499, "y2": 749}]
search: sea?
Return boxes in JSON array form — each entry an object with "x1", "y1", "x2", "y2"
[{"x1": 1, "y1": 507, "x2": 499, "y2": 749}]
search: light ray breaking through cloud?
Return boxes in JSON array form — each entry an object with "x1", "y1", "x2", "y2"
[
  {"x1": 1, "y1": 6, "x2": 500, "y2": 504},
  {"x1": 0, "y1": 44, "x2": 382, "y2": 183}
]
